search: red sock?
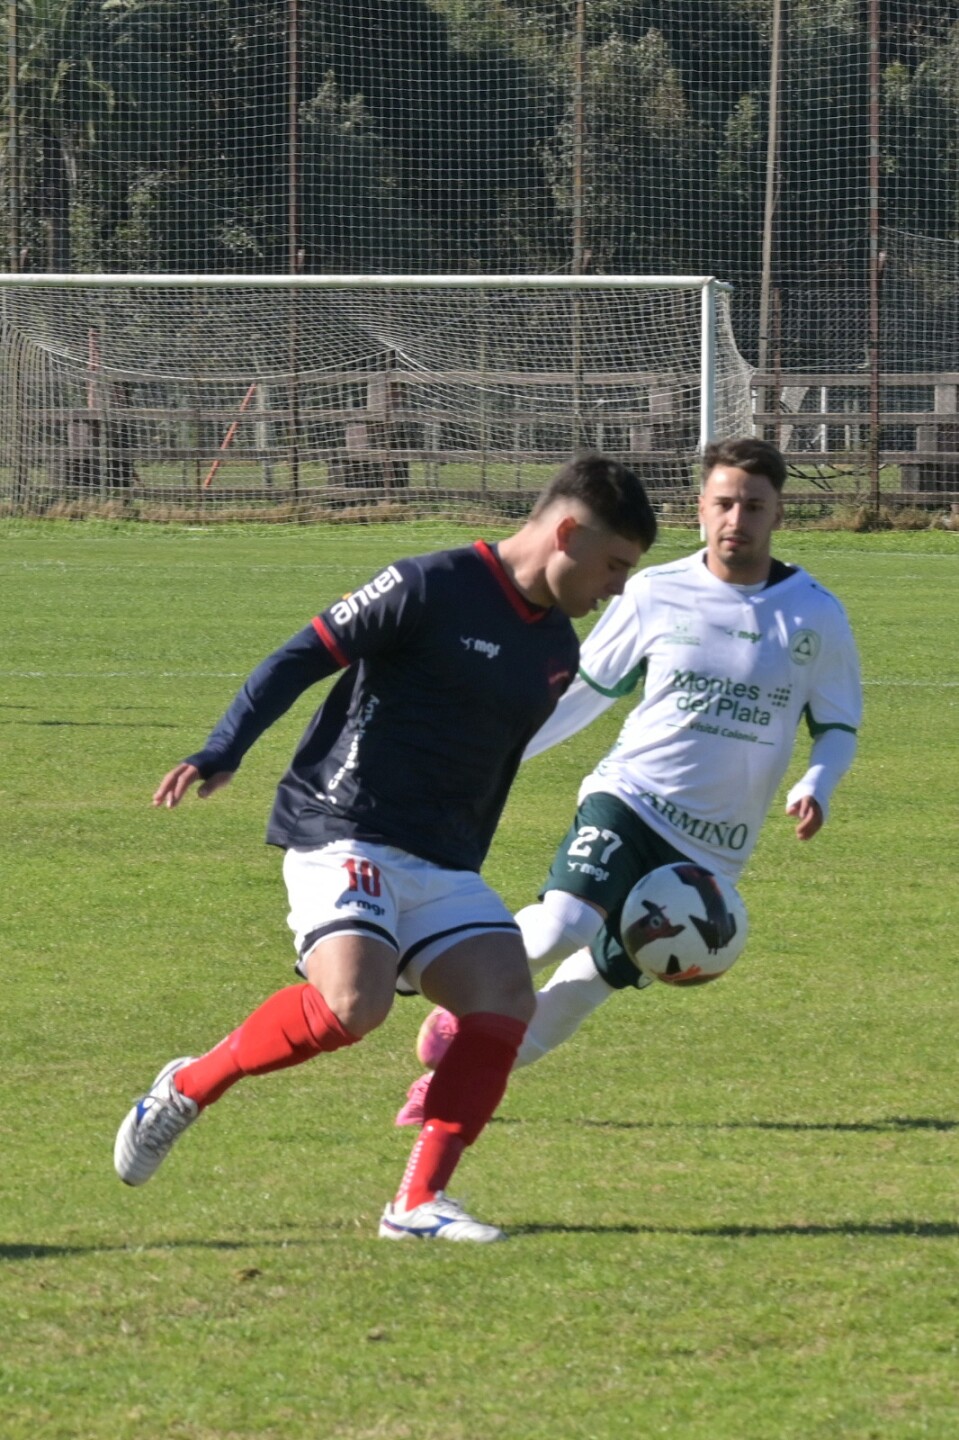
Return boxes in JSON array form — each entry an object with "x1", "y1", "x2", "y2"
[
  {"x1": 396, "y1": 1011, "x2": 526, "y2": 1209},
  {"x1": 174, "y1": 984, "x2": 358, "y2": 1109}
]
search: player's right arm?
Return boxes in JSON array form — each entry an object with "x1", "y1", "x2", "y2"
[
  {"x1": 153, "y1": 623, "x2": 341, "y2": 807},
  {"x1": 153, "y1": 762, "x2": 228, "y2": 808},
  {"x1": 154, "y1": 559, "x2": 423, "y2": 808}
]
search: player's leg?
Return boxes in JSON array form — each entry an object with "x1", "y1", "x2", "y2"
[
  {"x1": 114, "y1": 842, "x2": 398, "y2": 1186},
  {"x1": 398, "y1": 793, "x2": 635, "y2": 1110},
  {"x1": 395, "y1": 803, "x2": 690, "y2": 1124},
  {"x1": 396, "y1": 885, "x2": 605, "y2": 1122},
  {"x1": 514, "y1": 887, "x2": 606, "y2": 973},
  {"x1": 381, "y1": 875, "x2": 532, "y2": 1241},
  {"x1": 518, "y1": 804, "x2": 696, "y2": 1060},
  {"x1": 410, "y1": 885, "x2": 601, "y2": 1068}
]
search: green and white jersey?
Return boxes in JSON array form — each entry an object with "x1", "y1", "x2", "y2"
[{"x1": 526, "y1": 550, "x2": 862, "y2": 880}]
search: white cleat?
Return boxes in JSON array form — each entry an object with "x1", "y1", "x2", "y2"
[
  {"x1": 378, "y1": 1191, "x2": 506, "y2": 1243},
  {"x1": 114, "y1": 1057, "x2": 199, "y2": 1187}
]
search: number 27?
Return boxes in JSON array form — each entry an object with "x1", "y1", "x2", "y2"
[{"x1": 568, "y1": 826, "x2": 622, "y2": 863}]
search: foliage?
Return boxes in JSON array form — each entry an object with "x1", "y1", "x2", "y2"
[{"x1": 3, "y1": 0, "x2": 959, "y2": 288}]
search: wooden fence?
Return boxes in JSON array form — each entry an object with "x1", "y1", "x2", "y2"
[{"x1": 753, "y1": 371, "x2": 959, "y2": 501}]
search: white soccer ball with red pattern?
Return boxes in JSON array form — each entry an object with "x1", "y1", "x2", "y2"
[{"x1": 620, "y1": 863, "x2": 748, "y2": 986}]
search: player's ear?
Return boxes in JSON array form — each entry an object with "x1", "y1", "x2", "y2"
[
  {"x1": 555, "y1": 513, "x2": 580, "y2": 552},
  {"x1": 772, "y1": 494, "x2": 785, "y2": 530}
]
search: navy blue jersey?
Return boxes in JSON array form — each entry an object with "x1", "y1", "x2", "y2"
[{"x1": 186, "y1": 541, "x2": 579, "y2": 871}]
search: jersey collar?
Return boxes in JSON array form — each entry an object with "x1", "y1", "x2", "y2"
[
  {"x1": 699, "y1": 550, "x2": 798, "y2": 590},
  {"x1": 474, "y1": 540, "x2": 549, "y2": 622}
]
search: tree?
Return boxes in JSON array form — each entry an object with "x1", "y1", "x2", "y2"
[{"x1": 2, "y1": 0, "x2": 117, "y2": 269}]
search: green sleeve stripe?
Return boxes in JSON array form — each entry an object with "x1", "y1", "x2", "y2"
[
  {"x1": 803, "y1": 703, "x2": 858, "y2": 738},
  {"x1": 580, "y1": 657, "x2": 647, "y2": 699}
]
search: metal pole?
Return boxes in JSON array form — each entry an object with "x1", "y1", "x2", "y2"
[
  {"x1": 571, "y1": 0, "x2": 586, "y2": 447},
  {"x1": 757, "y1": 0, "x2": 783, "y2": 433},
  {"x1": 6, "y1": 0, "x2": 19, "y2": 270},
  {"x1": 867, "y1": 0, "x2": 882, "y2": 510},
  {"x1": 697, "y1": 279, "x2": 718, "y2": 538},
  {"x1": 0, "y1": 273, "x2": 736, "y2": 290},
  {"x1": 699, "y1": 280, "x2": 717, "y2": 453},
  {"x1": 572, "y1": 0, "x2": 585, "y2": 276},
  {"x1": 287, "y1": 0, "x2": 301, "y2": 501},
  {"x1": 288, "y1": 0, "x2": 300, "y2": 276}
]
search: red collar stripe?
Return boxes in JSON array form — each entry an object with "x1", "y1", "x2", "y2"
[{"x1": 473, "y1": 539, "x2": 546, "y2": 623}]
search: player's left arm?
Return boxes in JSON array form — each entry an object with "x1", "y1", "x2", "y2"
[
  {"x1": 523, "y1": 581, "x2": 648, "y2": 760},
  {"x1": 785, "y1": 600, "x2": 862, "y2": 839}
]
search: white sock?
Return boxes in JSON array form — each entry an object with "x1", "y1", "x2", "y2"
[
  {"x1": 515, "y1": 947, "x2": 614, "y2": 1068},
  {"x1": 514, "y1": 891, "x2": 604, "y2": 976}
]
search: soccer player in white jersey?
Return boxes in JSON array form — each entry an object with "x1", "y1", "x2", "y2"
[
  {"x1": 397, "y1": 437, "x2": 862, "y2": 1124},
  {"x1": 113, "y1": 454, "x2": 657, "y2": 1243}
]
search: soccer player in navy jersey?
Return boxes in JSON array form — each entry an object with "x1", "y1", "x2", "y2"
[{"x1": 114, "y1": 453, "x2": 658, "y2": 1242}]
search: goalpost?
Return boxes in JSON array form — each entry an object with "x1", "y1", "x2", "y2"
[{"x1": 0, "y1": 274, "x2": 754, "y2": 519}]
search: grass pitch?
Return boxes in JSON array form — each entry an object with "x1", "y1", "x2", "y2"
[{"x1": 1, "y1": 518, "x2": 957, "y2": 1440}]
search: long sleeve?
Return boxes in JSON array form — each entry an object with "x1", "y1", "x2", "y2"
[
  {"x1": 785, "y1": 726, "x2": 858, "y2": 821},
  {"x1": 186, "y1": 624, "x2": 341, "y2": 777},
  {"x1": 522, "y1": 671, "x2": 618, "y2": 760}
]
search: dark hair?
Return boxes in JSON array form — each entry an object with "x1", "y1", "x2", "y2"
[
  {"x1": 532, "y1": 452, "x2": 658, "y2": 548},
  {"x1": 702, "y1": 437, "x2": 788, "y2": 493}
]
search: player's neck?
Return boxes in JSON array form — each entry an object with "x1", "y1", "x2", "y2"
[
  {"x1": 704, "y1": 550, "x2": 773, "y2": 587},
  {"x1": 495, "y1": 533, "x2": 553, "y2": 608}
]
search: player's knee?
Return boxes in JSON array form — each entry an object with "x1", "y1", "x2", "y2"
[
  {"x1": 493, "y1": 964, "x2": 536, "y2": 1025},
  {"x1": 515, "y1": 890, "x2": 605, "y2": 971},
  {"x1": 312, "y1": 980, "x2": 392, "y2": 1038},
  {"x1": 455, "y1": 957, "x2": 535, "y2": 1025}
]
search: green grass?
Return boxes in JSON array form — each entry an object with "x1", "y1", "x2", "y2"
[{"x1": 2, "y1": 519, "x2": 958, "y2": 1439}]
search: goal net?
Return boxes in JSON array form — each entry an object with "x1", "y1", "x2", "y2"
[{"x1": 0, "y1": 275, "x2": 753, "y2": 520}]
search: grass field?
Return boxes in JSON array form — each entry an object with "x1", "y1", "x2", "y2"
[{"x1": 2, "y1": 517, "x2": 958, "y2": 1440}]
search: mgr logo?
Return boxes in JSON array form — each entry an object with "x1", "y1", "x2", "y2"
[
  {"x1": 461, "y1": 636, "x2": 502, "y2": 659},
  {"x1": 722, "y1": 626, "x2": 762, "y2": 644}
]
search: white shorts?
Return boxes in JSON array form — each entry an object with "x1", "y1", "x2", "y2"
[{"x1": 283, "y1": 841, "x2": 518, "y2": 995}]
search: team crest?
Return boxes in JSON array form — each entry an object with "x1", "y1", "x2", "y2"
[{"x1": 789, "y1": 629, "x2": 820, "y2": 665}]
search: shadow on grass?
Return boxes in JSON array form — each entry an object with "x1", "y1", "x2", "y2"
[
  {"x1": 575, "y1": 1115, "x2": 957, "y2": 1134},
  {"x1": 513, "y1": 1218, "x2": 959, "y2": 1238},
  {"x1": 36, "y1": 719, "x2": 180, "y2": 728},
  {"x1": 5, "y1": 1216, "x2": 959, "y2": 1257},
  {"x1": 0, "y1": 1238, "x2": 306, "y2": 1262}
]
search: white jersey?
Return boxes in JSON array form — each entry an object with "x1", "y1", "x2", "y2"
[{"x1": 526, "y1": 551, "x2": 862, "y2": 880}]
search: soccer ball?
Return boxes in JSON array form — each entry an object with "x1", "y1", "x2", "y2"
[{"x1": 620, "y1": 863, "x2": 748, "y2": 987}]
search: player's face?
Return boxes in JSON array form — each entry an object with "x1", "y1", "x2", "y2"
[
  {"x1": 699, "y1": 465, "x2": 783, "y2": 584},
  {"x1": 548, "y1": 519, "x2": 645, "y2": 618}
]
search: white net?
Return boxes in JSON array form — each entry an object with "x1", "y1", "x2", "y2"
[{"x1": 0, "y1": 277, "x2": 753, "y2": 519}]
